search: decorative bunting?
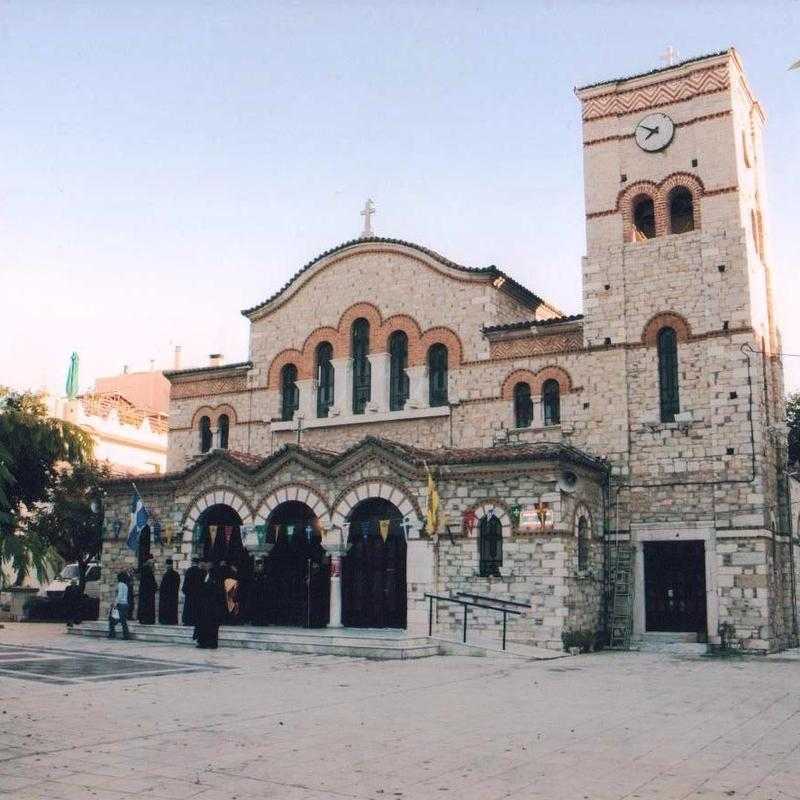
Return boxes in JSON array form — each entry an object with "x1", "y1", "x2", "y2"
[
  {"x1": 424, "y1": 461, "x2": 441, "y2": 536},
  {"x1": 378, "y1": 519, "x2": 390, "y2": 542},
  {"x1": 152, "y1": 519, "x2": 162, "y2": 544},
  {"x1": 286, "y1": 524, "x2": 295, "y2": 539},
  {"x1": 399, "y1": 516, "x2": 414, "y2": 540},
  {"x1": 305, "y1": 524, "x2": 314, "y2": 541},
  {"x1": 192, "y1": 523, "x2": 203, "y2": 545},
  {"x1": 223, "y1": 525, "x2": 234, "y2": 546},
  {"x1": 208, "y1": 525, "x2": 218, "y2": 547},
  {"x1": 509, "y1": 505, "x2": 522, "y2": 528},
  {"x1": 360, "y1": 520, "x2": 371, "y2": 540},
  {"x1": 163, "y1": 521, "x2": 174, "y2": 547},
  {"x1": 255, "y1": 524, "x2": 267, "y2": 546}
]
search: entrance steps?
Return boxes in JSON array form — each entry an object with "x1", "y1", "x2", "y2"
[
  {"x1": 69, "y1": 621, "x2": 442, "y2": 659},
  {"x1": 634, "y1": 632, "x2": 708, "y2": 655},
  {"x1": 68, "y1": 622, "x2": 567, "y2": 660}
]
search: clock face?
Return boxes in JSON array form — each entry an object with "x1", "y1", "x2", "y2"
[{"x1": 634, "y1": 112, "x2": 675, "y2": 152}]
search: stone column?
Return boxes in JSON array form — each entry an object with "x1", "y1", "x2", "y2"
[
  {"x1": 406, "y1": 537, "x2": 435, "y2": 635},
  {"x1": 405, "y1": 365, "x2": 428, "y2": 410},
  {"x1": 329, "y1": 357, "x2": 352, "y2": 417},
  {"x1": 323, "y1": 527, "x2": 346, "y2": 628},
  {"x1": 296, "y1": 378, "x2": 316, "y2": 424},
  {"x1": 367, "y1": 352, "x2": 390, "y2": 413},
  {"x1": 632, "y1": 538, "x2": 645, "y2": 637}
]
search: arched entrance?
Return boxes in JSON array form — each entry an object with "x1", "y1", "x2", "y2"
[
  {"x1": 196, "y1": 504, "x2": 248, "y2": 624},
  {"x1": 262, "y1": 501, "x2": 330, "y2": 628},
  {"x1": 342, "y1": 498, "x2": 407, "y2": 628}
]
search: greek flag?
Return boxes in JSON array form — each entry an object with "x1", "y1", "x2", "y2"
[{"x1": 126, "y1": 486, "x2": 149, "y2": 552}]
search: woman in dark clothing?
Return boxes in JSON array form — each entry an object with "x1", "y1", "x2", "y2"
[
  {"x1": 195, "y1": 566, "x2": 226, "y2": 649},
  {"x1": 137, "y1": 558, "x2": 157, "y2": 624}
]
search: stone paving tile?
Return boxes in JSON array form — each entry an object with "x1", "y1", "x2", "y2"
[{"x1": 0, "y1": 624, "x2": 799, "y2": 800}]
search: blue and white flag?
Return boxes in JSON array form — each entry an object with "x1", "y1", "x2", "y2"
[{"x1": 126, "y1": 486, "x2": 149, "y2": 552}]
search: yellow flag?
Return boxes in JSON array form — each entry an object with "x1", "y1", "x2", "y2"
[
  {"x1": 424, "y1": 461, "x2": 440, "y2": 536},
  {"x1": 379, "y1": 519, "x2": 390, "y2": 542},
  {"x1": 208, "y1": 525, "x2": 218, "y2": 546}
]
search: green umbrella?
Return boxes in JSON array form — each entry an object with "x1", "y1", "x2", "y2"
[{"x1": 65, "y1": 352, "x2": 79, "y2": 399}]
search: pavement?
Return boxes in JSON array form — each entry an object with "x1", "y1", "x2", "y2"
[{"x1": 0, "y1": 623, "x2": 798, "y2": 800}]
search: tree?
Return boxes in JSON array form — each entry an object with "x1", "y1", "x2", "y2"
[
  {"x1": 27, "y1": 460, "x2": 110, "y2": 591},
  {"x1": 0, "y1": 389, "x2": 93, "y2": 585},
  {"x1": 787, "y1": 393, "x2": 800, "y2": 469}
]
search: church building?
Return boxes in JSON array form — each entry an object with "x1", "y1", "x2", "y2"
[{"x1": 99, "y1": 49, "x2": 799, "y2": 653}]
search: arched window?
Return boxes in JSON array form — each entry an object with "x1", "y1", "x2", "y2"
[
  {"x1": 389, "y1": 331, "x2": 409, "y2": 411},
  {"x1": 316, "y1": 342, "x2": 334, "y2": 418},
  {"x1": 669, "y1": 187, "x2": 695, "y2": 234},
  {"x1": 217, "y1": 414, "x2": 229, "y2": 450},
  {"x1": 199, "y1": 415, "x2": 212, "y2": 453},
  {"x1": 514, "y1": 382, "x2": 533, "y2": 428},
  {"x1": 633, "y1": 195, "x2": 656, "y2": 240},
  {"x1": 280, "y1": 364, "x2": 299, "y2": 422},
  {"x1": 428, "y1": 344, "x2": 448, "y2": 407},
  {"x1": 577, "y1": 516, "x2": 589, "y2": 572},
  {"x1": 542, "y1": 379, "x2": 561, "y2": 426},
  {"x1": 352, "y1": 318, "x2": 371, "y2": 415},
  {"x1": 478, "y1": 515, "x2": 503, "y2": 577},
  {"x1": 657, "y1": 327, "x2": 680, "y2": 422}
]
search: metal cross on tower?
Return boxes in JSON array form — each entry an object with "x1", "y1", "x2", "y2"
[
  {"x1": 660, "y1": 46, "x2": 679, "y2": 67},
  {"x1": 360, "y1": 198, "x2": 376, "y2": 238}
]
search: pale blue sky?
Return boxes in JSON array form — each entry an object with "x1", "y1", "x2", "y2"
[{"x1": 1, "y1": 1, "x2": 799, "y2": 395}]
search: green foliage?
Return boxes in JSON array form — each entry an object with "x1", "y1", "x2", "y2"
[
  {"x1": 0, "y1": 389, "x2": 94, "y2": 585},
  {"x1": 787, "y1": 393, "x2": 800, "y2": 467},
  {"x1": 561, "y1": 629, "x2": 598, "y2": 653},
  {"x1": 27, "y1": 460, "x2": 109, "y2": 590}
]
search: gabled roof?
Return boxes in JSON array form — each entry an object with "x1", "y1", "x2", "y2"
[
  {"x1": 483, "y1": 314, "x2": 584, "y2": 336},
  {"x1": 163, "y1": 361, "x2": 252, "y2": 381},
  {"x1": 103, "y1": 435, "x2": 608, "y2": 488},
  {"x1": 241, "y1": 237, "x2": 558, "y2": 320}
]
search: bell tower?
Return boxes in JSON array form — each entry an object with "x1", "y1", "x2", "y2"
[{"x1": 575, "y1": 49, "x2": 777, "y2": 356}]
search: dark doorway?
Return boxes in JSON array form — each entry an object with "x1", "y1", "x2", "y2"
[
  {"x1": 342, "y1": 498, "x2": 407, "y2": 628},
  {"x1": 644, "y1": 541, "x2": 707, "y2": 634},
  {"x1": 263, "y1": 501, "x2": 329, "y2": 628}
]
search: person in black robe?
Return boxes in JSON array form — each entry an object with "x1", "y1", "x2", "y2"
[
  {"x1": 195, "y1": 566, "x2": 226, "y2": 649},
  {"x1": 248, "y1": 558, "x2": 270, "y2": 625},
  {"x1": 137, "y1": 557, "x2": 157, "y2": 624},
  {"x1": 181, "y1": 556, "x2": 205, "y2": 626},
  {"x1": 157, "y1": 558, "x2": 180, "y2": 624},
  {"x1": 62, "y1": 581, "x2": 82, "y2": 627}
]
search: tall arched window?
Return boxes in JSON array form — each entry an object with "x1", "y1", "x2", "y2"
[
  {"x1": 316, "y1": 342, "x2": 334, "y2": 418},
  {"x1": 478, "y1": 515, "x2": 503, "y2": 577},
  {"x1": 657, "y1": 327, "x2": 680, "y2": 422},
  {"x1": 428, "y1": 344, "x2": 448, "y2": 407},
  {"x1": 542, "y1": 379, "x2": 561, "y2": 426},
  {"x1": 577, "y1": 516, "x2": 589, "y2": 571},
  {"x1": 669, "y1": 187, "x2": 695, "y2": 234},
  {"x1": 514, "y1": 382, "x2": 533, "y2": 428},
  {"x1": 352, "y1": 318, "x2": 371, "y2": 415},
  {"x1": 280, "y1": 364, "x2": 298, "y2": 422},
  {"x1": 389, "y1": 331, "x2": 409, "y2": 411},
  {"x1": 199, "y1": 415, "x2": 212, "y2": 453},
  {"x1": 217, "y1": 414, "x2": 229, "y2": 450},
  {"x1": 633, "y1": 195, "x2": 656, "y2": 240}
]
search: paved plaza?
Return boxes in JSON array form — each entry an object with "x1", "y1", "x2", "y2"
[{"x1": 0, "y1": 625, "x2": 798, "y2": 800}]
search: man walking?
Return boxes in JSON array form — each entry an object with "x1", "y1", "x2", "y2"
[{"x1": 108, "y1": 572, "x2": 131, "y2": 640}]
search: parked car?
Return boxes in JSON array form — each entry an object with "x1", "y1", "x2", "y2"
[{"x1": 42, "y1": 561, "x2": 102, "y2": 599}]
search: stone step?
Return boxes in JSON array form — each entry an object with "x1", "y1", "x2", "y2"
[{"x1": 68, "y1": 622, "x2": 441, "y2": 659}]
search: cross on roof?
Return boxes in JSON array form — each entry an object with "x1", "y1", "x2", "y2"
[
  {"x1": 660, "y1": 46, "x2": 679, "y2": 67},
  {"x1": 360, "y1": 198, "x2": 376, "y2": 238}
]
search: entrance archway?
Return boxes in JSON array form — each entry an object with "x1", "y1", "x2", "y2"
[
  {"x1": 342, "y1": 498, "x2": 407, "y2": 628},
  {"x1": 262, "y1": 501, "x2": 330, "y2": 628}
]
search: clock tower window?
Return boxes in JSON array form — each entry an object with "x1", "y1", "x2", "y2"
[
  {"x1": 633, "y1": 195, "x2": 656, "y2": 241},
  {"x1": 668, "y1": 187, "x2": 695, "y2": 234}
]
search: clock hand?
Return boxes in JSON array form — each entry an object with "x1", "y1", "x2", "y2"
[
  {"x1": 639, "y1": 125, "x2": 657, "y2": 134},
  {"x1": 644, "y1": 126, "x2": 660, "y2": 140}
]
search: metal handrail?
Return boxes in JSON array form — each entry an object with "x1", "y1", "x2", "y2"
[
  {"x1": 424, "y1": 593, "x2": 523, "y2": 650},
  {"x1": 455, "y1": 591, "x2": 531, "y2": 609}
]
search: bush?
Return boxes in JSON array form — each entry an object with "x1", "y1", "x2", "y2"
[
  {"x1": 561, "y1": 629, "x2": 597, "y2": 653},
  {"x1": 22, "y1": 593, "x2": 99, "y2": 622}
]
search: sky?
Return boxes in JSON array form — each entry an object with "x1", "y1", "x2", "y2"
[{"x1": 1, "y1": 1, "x2": 799, "y2": 395}]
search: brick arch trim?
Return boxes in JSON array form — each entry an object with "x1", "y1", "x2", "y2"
[
  {"x1": 501, "y1": 366, "x2": 573, "y2": 398},
  {"x1": 180, "y1": 486, "x2": 255, "y2": 544},
  {"x1": 463, "y1": 499, "x2": 514, "y2": 539},
  {"x1": 642, "y1": 311, "x2": 692, "y2": 345},
  {"x1": 501, "y1": 369, "x2": 538, "y2": 400},
  {"x1": 337, "y1": 301, "x2": 384, "y2": 333},
  {"x1": 267, "y1": 348, "x2": 304, "y2": 389},
  {"x1": 253, "y1": 482, "x2": 332, "y2": 529},
  {"x1": 418, "y1": 326, "x2": 463, "y2": 367},
  {"x1": 330, "y1": 478, "x2": 423, "y2": 532},
  {"x1": 191, "y1": 404, "x2": 238, "y2": 428}
]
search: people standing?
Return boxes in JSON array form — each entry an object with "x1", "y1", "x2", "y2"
[
  {"x1": 108, "y1": 572, "x2": 131, "y2": 640},
  {"x1": 62, "y1": 579, "x2": 82, "y2": 628},
  {"x1": 137, "y1": 556, "x2": 157, "y2": 625},
  {"x1": 157, "y1": 558, "x2": 180, "y2": 625},
  {"x1": 181, "y1": 556, "x2": 205, "y2": 626},
  {"x1": 195, "y1": 566, "x2": 226, "y2": 649}
]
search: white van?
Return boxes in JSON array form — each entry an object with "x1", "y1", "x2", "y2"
[{"x1": 42, "y1": 562, "x2": 102, "y2": 600}]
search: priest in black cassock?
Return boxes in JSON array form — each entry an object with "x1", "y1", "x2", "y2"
[
  {"x1": 181, "y1": 556, "x2": 205, "y2": 626},
  {"x1": 157, "y1": 558, "x2": 180, "y2": 624},
  {"x1": 137, "y1": 557, "x2": 157, "y2": 625},
  {"x1": 195, "y1": 566, "x2": 226, "y2": 649}
]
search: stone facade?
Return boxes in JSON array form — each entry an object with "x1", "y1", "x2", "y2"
[{"x1": 98, "y1": 49, "x2": 799, "y2": 653}]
